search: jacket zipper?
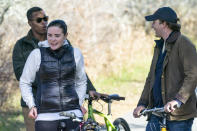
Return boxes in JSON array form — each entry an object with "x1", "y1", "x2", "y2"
[{"x1": 58, "y1": 60, "x2": 63, "y2": 110}]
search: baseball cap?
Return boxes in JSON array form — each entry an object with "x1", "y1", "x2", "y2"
[{"x1": 145, "y1": 7, "x2": 178, "y2": 23}]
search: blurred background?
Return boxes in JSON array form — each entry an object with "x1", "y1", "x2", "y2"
[{"x1": 0, "y1": 0, "x2": 197, "y2": 130}]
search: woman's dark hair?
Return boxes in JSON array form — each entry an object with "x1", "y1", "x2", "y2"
[
  {"x1": 47, "y1": 20, "x2": 67, "y2": 35},
  {"x1": 27, "y1": 7, "x2": 43, "y2": 20},
  {"x1": 160, "y1": 19, "x2": 181, "y2": 32}
]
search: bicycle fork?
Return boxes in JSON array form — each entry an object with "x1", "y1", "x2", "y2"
[{"x1": 160, "y1": 114, "x2": 167, "y2": 131}]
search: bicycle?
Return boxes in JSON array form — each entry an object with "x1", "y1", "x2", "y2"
[
  {"x1": 60, "y1": 94, "x2": 131, "y2": 131},
  {"x1": 140, "y1": 107, "x2": 167, "y2": 131},
  {"x1": 59, "y1": 111, "x2": 100, "y2": 131}
]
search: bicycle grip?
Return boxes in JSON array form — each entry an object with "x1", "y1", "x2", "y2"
[{"x1": 118, "y1": 97, "x2": 125, "y2": 100}]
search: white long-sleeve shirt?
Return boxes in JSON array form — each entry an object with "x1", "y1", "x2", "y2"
[{"x1": 19, "y1": 40, "x2": 87, "y2": 121}]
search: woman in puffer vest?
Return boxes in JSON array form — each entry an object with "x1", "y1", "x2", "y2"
[{"x1": 20, "y1": 19, "x2": 87, "y2": 131}]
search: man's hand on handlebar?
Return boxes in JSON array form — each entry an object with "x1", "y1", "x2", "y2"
[{"x1": 164, "y1": 100, "x2": 179, "y2": 113}]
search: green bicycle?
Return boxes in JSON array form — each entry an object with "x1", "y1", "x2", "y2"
[
  {"x1": 60, "y1": 94, "x2": 130, "y2": 131},
  {"x1": 87, "y1": 94, "x2": 130, "y2": 131}
]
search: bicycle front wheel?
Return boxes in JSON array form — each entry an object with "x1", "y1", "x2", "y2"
[{"x1": 113, "y1": 118, "x2": 130, "y2": 131}]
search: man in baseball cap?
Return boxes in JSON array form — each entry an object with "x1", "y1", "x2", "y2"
[{"x1": 133, "y1": 7, "x2": 197, "y2": 131}]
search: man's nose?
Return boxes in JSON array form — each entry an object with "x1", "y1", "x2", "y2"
[
  {"x1": 49, "y1": 36, "x2": 56, "y2": 42},
  {"x1": 40, "y1": 19, "x2": 47, "y2": 25}
]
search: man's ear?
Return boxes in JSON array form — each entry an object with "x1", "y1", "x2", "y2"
[{"x1": 163, "y1": 21, "x2": 168, "y2": 27}]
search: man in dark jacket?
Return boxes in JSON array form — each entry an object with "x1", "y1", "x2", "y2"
[
  {"x1": 12, "y1": 7, "x2": 48, "y2": 131},
  {"x1": 12, "y1": 7, "x2": 101, "y2": 131},
  {"x1": 133, "y1": 7, "x2": 197, "y2": 131}
]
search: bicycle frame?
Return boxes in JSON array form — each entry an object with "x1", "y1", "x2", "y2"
[{"x1": 87, "y1": 98, "x2": 117, "y2": 131}]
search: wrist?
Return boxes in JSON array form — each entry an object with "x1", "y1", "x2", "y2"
[
  {"x1": 173, "y1": 99, "x2": 182, "y2": 108},
  {"x1": 29, "y1": 105, "x2": 36, "y2": 109}
]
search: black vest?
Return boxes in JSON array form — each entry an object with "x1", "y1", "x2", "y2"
[{"x1": 36, "y1": 45, "x2": 80, "y2": 113}]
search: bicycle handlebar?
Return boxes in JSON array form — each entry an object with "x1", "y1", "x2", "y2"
[
  {"x1": 59, "y1": 112, "x2": 82, "y2": 122},
  {"x1": 140, "y1": 107, "x2": 165, "y2": 116},
  {"x1": 140, "y1": 104, "x2": 180, "y2": 117},
  {"x1": 100, "y1": 94, "x2": 125, "y2": 103},
  {"x1": 59, "y1": 112, "x2": 100, "y2": 130}
]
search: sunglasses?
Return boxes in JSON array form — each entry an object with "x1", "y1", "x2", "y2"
[{"x1": 32, "y1": 16, "x2": 49, "y2": 23}]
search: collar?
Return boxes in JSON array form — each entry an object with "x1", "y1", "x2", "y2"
[
  {"x1": 155, "y1": 31, "x2": 181, "y2": 48},
  {"x1": 46, "y1": 41, "x2": 72, "y2": 59},
  {"x1": 24, "y1": 29, "x2": 39, "y2": 44},
  {"x1": 166, "y1": 31, "x2": 181, "y2": 44},
  {"x1": 26, "y1": 30, "x2": 39, "y2": 42},
  {"x1": 38, "y1": 39, "x2": 70, "y2": 48},
  {"x1": 155, "y1": 39, "x2": 164, "y2": 49}
]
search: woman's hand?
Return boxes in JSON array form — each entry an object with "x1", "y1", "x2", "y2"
[
  {"x1": 89, "y1": 91, "x2": 101, "y2": 99},
  {"x1": 89, "y1": 91, "x2": 108, "y2": 100},
  {"x1": 28, "y1": 107, "x2": 37, "y2": 119},
  {"x1": 80, "y1": 106, "x2": 87, "y2": 115}
]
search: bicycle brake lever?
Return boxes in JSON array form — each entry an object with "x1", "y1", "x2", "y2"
[{"x1": 139, "y1": 109, "x2": 146, "y2": 116}]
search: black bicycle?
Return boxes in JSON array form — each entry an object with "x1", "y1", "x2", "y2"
[{"x1": 140, "y1": 107, "x2": 167, "y2": 131}]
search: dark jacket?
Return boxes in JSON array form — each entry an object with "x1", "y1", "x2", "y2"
[
  {"x1": 36, "y1": 46, "x2": 80, "y2": 113},
  {"x1": 12, "y1": 30, "x2": 39, "y2": 107},
  {"x1": 12, "y1": 30, "x2": 96, "y2": 107},
  {"x1": 138, "y1": 32, "x2": 197, "y2": 120}
]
